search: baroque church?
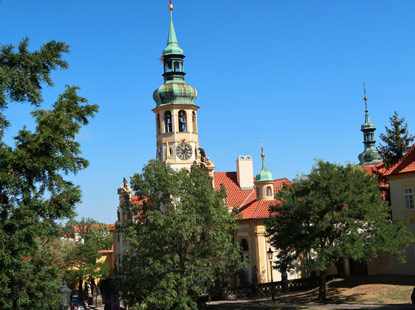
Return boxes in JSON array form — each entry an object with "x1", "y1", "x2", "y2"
[
  {"x1": 113, "y1": 1, "x2": 297, "y2": 286},
  {"x1": 113, "y1": 1, "x2": 415, "y2": 287}
]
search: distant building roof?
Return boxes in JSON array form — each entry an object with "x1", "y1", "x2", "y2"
[
  {"x1": 73, "y1": 223, "x2": 115, "y2": 233},
  {"x1": 384, "y1": 144, "x2": 415, "y2": 177}
]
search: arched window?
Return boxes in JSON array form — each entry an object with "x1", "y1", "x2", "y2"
[
  {"x1": 192, "y1": 111, "x2": 197, "y2": 133},
  {"x1": 266, "y1": 186, "x2": 272, "y2": 197},
  {"x1": 156, "y1": 113, "x2": 160, "y2": 135},
  {"x1": 165, "y1": 111, "x2": 172, "y2": 133},
  {"x1": 178, "y1": 110, "x2": 187, "y2": 132},
  {"x1": 256, "y1": 187, "x2": 260, "y2": 198},
  {"x1": 240, "y1": 239, "x2": 249, "y2": 252}
]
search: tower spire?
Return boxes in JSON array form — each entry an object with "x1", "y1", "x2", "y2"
[
  {"x1": 358, "y1": 82, "x2": 382, "y2": 166},
  {"x1": 163, "y1": 0, "x2": 183, "y2": 57}
]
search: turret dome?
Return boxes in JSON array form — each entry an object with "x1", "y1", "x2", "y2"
[{"x1": 255, "y1": 154, "x2": 273, "y2": 182}]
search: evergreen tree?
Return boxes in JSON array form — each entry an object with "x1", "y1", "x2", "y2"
[
  {"x1": 117, "y1": 160, "x2": 241, "y2": 310},
  {"x1": 266, "y1": 160, "x2": 414, "y2": 301},
  {"x1": 378, "y1": 111, "x2": 414, "y2": 168},
  {"x1": 0, "y1": 39, "x2": 98, "y2": 309}
]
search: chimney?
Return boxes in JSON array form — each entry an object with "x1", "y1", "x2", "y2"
[{"x1": 236, "y1": 155, "x2": 254, "y2": 189}]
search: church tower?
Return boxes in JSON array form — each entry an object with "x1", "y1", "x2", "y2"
[
  {"x1": 358, "y1": 85, "x2": 382, "y2": 166},
  {"x1": 152, "y1": 1, "x2": 212, "y2": 172}
]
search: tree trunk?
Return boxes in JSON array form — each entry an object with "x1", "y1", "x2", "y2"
[
  {"x1": 282, "y1": 272, "x2": 288, "y2": 293},
  {"x1": 318, "y1": 270, "x2": 326, "y2": 301}
]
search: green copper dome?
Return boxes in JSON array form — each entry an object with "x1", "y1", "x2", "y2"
[
  {"x1": 153, "y1": 83, "x2": 197, "y2": 106},
  {"x1": 255, "y1": 154, "x2": 273, "y2": 182}
]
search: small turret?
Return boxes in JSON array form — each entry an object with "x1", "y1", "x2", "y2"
[
  {"x1": 254, "y1": 141, "x2": 274, "y2": 201},
  {"x1": 358, "y1": 83, "x2": 382, "y2": 166}
]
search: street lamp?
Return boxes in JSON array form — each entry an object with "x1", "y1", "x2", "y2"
[
  {"x1": 267, "y1": 248, "x2": 275, "y2": 301},
  {"x1": 59, "y1": 280, "x2": 71, "y2": 310}
]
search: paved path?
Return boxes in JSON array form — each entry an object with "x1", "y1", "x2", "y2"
[{"x1": 207, "y1": 299, "x2": 415, "y2": 309}]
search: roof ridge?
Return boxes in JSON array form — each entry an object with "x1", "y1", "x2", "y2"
[{"x1": 238, "y1": 189, "x2": 255, "y2": 210}]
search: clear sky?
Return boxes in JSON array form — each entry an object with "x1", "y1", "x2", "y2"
[{"x1": 1, "y1": 0, "x2": 414, "y2": 224}]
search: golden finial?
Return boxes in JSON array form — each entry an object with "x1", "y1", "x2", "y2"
[{"x1": 169, "y1": 0, "x2": 174, "y2": 11}]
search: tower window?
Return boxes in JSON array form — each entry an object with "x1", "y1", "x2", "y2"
[
  {"x1": 192, "y1": 111, "x2": 197, "y2": 133},
  {"x1": 165, "y1": 111, "x2": 172, "y2": 133},
  {"x1": 165, "y1": 61, "x2": 173, "y2": 72},
  {"x1": 178, "y1": 110, "x2": 187, "y2": 132},
  {"x1": 266, "y1": 186, "x2": 272, "y2": 197}
]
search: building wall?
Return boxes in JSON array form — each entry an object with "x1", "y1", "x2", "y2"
[
  {"x1": 368, "y1": 173, "x2": 415, "y2": 275},
  {"x1": 389, "y1": 173, "x2": 415, "y2": 221},
  {"x1": 235, "y1": 220, "x2": 299, "y2": 285}
]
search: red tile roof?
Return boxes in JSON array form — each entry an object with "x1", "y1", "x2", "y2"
[
  {"x1": 214, "y1": 172, "x2": 256, "y2": 208},
  {"x1": 213, "y1": 172, "x2": 291, "y2": 220},
  {"x1": 237, "y1": 199, "x2": 280, "y2": 220},
  {"x1": 384, "y1": 144, "x2": 415, "y2": 177}
]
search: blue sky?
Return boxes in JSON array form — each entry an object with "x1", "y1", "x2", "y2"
[{"x1": 1, "y1": 0, "x2": 414, "y2": 224}]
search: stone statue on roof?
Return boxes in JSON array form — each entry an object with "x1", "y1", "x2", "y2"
[{"x1": 118, "y1": 177, "x2": 132, "y2": 195}]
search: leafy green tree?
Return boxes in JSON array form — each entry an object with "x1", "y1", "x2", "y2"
[
  {"x1": 378, "y1": 111, "x2": 414, "y2": 168},
  {"x1": 266, "y1": 160, "x2": 414, "y2": 301},
  {"x1": 0, "y1": 39, "x2": 98, "y2": 309},
  {"x1": 117, "y1": 160, "x2": 241, "y2": 310}
]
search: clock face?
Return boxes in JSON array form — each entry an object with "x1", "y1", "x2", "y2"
[{"x1": 176, "y1": 142, "x2": 192, "y2": 160}]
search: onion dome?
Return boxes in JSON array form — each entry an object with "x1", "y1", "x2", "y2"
[{"x1": 153, "y1": 83, "x2": 197, "y2": 106}]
